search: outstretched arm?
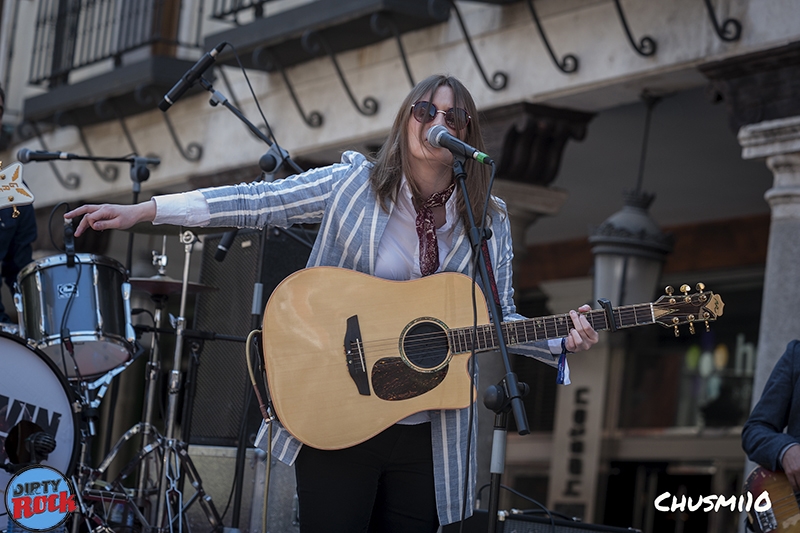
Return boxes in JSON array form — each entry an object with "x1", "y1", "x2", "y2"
[{"x1": 65, "y1": 201, "x2": 156, "y2": 237}]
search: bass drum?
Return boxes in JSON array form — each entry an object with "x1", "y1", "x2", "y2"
[{"x1": 0, "y1": 332, "x2": 80, "y2": 531}]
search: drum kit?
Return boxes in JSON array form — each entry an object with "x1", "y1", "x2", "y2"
[{"x1": 0, "y1": 225, "x2": 242, "y2": 533}]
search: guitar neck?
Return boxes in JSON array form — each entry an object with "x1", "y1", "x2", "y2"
[{"x1": 449, "y1": 304, "x2": 655, "y2": 353}]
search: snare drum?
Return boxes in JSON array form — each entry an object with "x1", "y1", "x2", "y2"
[
  {"x1": 0, "y1": 332, "x2": 80, "y2": 531},
  {"x1": 16, "y1": 254, "x2": 135, "y2": 381}
]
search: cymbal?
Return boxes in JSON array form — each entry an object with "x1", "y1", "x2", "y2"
[
  {"x1": 123, "y1": 222, "x2": 239, "y2": 236},
  {"x1": 130, "y1": 275, "x2": 217, "y2": 296}
]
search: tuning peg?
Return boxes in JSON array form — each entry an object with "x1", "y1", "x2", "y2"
[
  {"x1": 689, "y1": 322, "x2": 696, "y2": 335},
  {"x1": 696, "y1": 282, "x2": 705, "y2": 292},
  {"x1": 665, "y1": 285, "x2": 677, "y2": 304},
  {"x1": 704, "y1": 311, "x2": 711, "y2": 332},
  {"x1": 672, "y1": 317, "x2": 680, "y2": 337},
  {"x1": 680, "y1": 284, "x2": 692, "y2": 302}
]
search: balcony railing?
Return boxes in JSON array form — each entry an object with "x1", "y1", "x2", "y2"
[
  {"x1": 211, "y1": 0, "x2": 274, "y2": 21},
  {"x1": 30, "y1": 0, "x2": 201, "y2": 86}
]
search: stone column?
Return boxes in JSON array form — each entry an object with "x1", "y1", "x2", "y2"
[{"x1": 738, "y1": 116, "x2": 800, "y2": 401}]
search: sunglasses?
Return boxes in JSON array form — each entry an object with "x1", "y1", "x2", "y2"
[{"x1": 411, "y1": 101, "x2": 471, "y2": 130}]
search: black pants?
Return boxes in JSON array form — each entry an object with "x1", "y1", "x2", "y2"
[{"x1": 295, "y1": 422, "x2": 439, "y2": 533}]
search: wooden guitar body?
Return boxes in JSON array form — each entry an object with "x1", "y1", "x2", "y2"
[{"x1": 261, "y1": 267, "x2": 487, "y2": 450}]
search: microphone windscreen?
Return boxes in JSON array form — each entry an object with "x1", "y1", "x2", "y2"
[{"x1": 426, "y1": 125, "x2": 447, "y2": 148}]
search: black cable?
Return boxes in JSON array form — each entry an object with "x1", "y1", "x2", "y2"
[
  {"x1": 48, "y1": 202, "x2": 84, "y2": 382},
  {"x1": 58, "y1": 257, "x2": 83, "y2": 381},
  {"x1": 48, "y1": 201, "x2": 70, "y2": 252},
  {"x1": 476, "y1": 483, "x2": 558, "y2": 533},
  {"x1": 223, "y1": 42, "x2": 292, "y2": 173}
]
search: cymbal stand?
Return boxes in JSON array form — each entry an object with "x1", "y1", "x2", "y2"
[
  {"x1": 153, "y1": 230, "x2": 222, "y2": 533},
  {"x1": 136, "y1": 240, "x2": 169, "y2": 513}
]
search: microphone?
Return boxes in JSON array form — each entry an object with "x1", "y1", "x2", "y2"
[
  {"x1": 159, "y1": 42, "x2": 226, "y2": 112},
  {"x1": 17, "y1": 148, "x2": 78, "y2": 163},
  {"x1": 64, "y1": 217, "x2": 76, "y2": 267},
  {"x1": 26, "y1": 432, "x2": 56, "y2": 461},
  {"x1": 426, "y1": 125, "x2": 494, "y2": 165},
  {"x1": 215, "y1": 229, "x2": 239, "y2": 262}
]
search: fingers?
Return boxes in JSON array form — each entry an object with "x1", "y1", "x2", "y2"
[
  {"x1": 64, "y1": 204, "x2": 97, "y2": 220},
  {"x1": 782, "y1": 445, "x2": 800, "y2": 491},
  {"x1": 68, "y1": 204, "x2": 118, "y2": 237},
  {"x1": 565, "y1": 306, "x2": 600, "y2": 353}
]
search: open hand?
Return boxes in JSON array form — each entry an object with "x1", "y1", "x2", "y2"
[{"x1": 65, "y1": 202, "x2": 156, "y2": 237}]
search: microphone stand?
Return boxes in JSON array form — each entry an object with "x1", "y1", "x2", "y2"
[
  {"x1": 197, "y1": 76, "x2": 303, "y2": 176},
  {"x1": 451, "y1": 156, "x2": 529, "y2": 533},
  {"x1": 31, "y1": 153, "x2": 160, "y2": 272},
  {"x1": 194, "y1": 74, "x2": 305, "y2": 529}
]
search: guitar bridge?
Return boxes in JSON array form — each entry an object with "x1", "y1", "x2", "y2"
[
  {"x1": 344, "y1": 315, "x2": 370, "y2": 396},
  {"x1": 755, "y1": 507, "x2": 778, "y2": 532}
]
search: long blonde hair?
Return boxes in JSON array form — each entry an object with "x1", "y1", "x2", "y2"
[{"x1": 369, "y1": 74, "x2": 500, "y2": 225}]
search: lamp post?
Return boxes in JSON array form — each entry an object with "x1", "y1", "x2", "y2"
[
  {"x1": 589, "y1": 189, "x2": 673, "y2": 305},
  {"x1": 590, "y1": 92, "x2": 673, "y2": 306}
]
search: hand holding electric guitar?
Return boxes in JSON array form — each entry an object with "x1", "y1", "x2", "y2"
[{"x1": 744, "y1": 466, "x2": 800, "y2": 532}]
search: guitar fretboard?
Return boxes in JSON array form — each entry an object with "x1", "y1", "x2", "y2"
[{"x1": 447, "y1": 303, "x2": 655, "y2": 353}]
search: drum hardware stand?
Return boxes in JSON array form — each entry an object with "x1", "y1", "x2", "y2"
[
  {"x1": 134, "y1": 243, "x2": 170, "y2": 514},
  {"x1": 73, "y1": 232, "x2": 223, "y2": 533},
  {"x1": 153, "y1": 229, "x2": 222, "y2": 533},
  {"x1": 197, "y1": 73, "x2": 307, "y2": 529},
  {"x1": 70, "y1": 357, "x2": 139, "y2": 533}
]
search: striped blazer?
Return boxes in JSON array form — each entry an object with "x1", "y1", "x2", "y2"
[{"x1": 199, "y1": 151, "x2": 555, "y2": 525}]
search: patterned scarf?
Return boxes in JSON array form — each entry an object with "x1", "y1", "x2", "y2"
[{"x1": 415, "y1": 181, "x2": 456, "y2": 277}]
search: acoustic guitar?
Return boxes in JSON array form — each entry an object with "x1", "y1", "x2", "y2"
[{"x1": 261, "y1": 266, "x2": 724, "y2": 450}]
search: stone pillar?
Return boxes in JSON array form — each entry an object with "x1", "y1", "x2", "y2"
[
  {"x1": 736, "y1": 114, "x2": 800, "y2": 533},
  {"x1": 738, "y1": 116, "x2": 800, "y2": 402}
]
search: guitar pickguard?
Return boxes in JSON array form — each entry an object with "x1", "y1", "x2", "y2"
[{"x1": 371, "y1": 358, "x2": 448, "y2": 401}]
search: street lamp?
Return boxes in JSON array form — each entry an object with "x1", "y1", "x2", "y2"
[
  {"x1": 589, "y1": 189, "x2": 673, "y2": 305},
  {"x1": 589, "y1": 93, "x2": 673, "y2": 306}
]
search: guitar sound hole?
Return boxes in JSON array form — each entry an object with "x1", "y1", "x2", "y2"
[{"x1": 402, "y1": 321, "x2": 449, "y2": 370}]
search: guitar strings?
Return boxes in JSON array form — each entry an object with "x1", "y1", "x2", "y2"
[{"x1": 342, "y1": 307, "x2": 647, "y2": 367}]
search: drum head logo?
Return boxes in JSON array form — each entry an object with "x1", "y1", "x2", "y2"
[{"x1": 4, "y1": 465, "x2": 76, "y2": 531}]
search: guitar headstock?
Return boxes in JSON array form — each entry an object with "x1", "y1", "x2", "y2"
[
  {"x1": 652, "y1": 283, "x2": 724, "y2": 336},
  {"x1": 0, "y1": 162, "x2": 33, "y2": 217}
]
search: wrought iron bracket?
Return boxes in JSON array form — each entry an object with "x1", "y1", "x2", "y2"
[
  {"x1": 16, "y1": 120, "x2": 80, "y2": 190},
  {"x1": 216, "y1": 67, "x2": 275, "y2": 138},
  {"x1": 76, "y1": 126, "x2": 122, "y2": 181},
  {"x1": 702, "y1": 0, "x2": 742, "y2": 42},
  {"x1": 612, "y1": 0, "x2": 656, "y2": 56},
  {"x1": 445, "y1": 0, "x2": 507, "y2": 90},
  {"x1": 370, "y1": 12, "x2": 415, "y2": 88},
  {"x1": 135, "y1": 85, "x2": 203, "y2": 162},
  {"x1": 253, "y1": 47, "x2": 324, "y2": 128},
  {"x1": 94, "y1": 99, "x2": 142, "y2": 157},
  {"x1": 52, "y1": 111, "x2": 120, "y2": 183},
  {"x1": 524, "y1": 0, "x2": 578, "y2": 74},
  {"x1": 301, "y1": 30, "x2": 379, "y2": 116}
]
